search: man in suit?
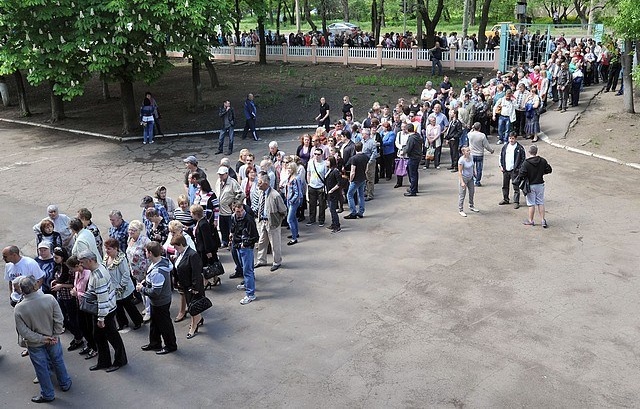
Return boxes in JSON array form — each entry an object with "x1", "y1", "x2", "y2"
[{"x1": 253, "y1": 173, "x2": 287, "y2": 272}]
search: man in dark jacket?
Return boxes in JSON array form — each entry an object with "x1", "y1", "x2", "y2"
[
  {"x1": 230, "y1": 202, "x2": 259, "y2": 305},
  {"x1": 241, "y1": 93, "x2": 260, "y2": 141},
  {"x1": 404, "y1": 123, "x2": 424, "y2": 197},
  {"x1": 519, "y1": 145, "x2": 552, "y2": 228},
  {"x1": 217, "y1": 100, "x2": 235, "y2": 155},
  {"x1": 499, "y1": 132, "x2": 526, "y2": 208},
  {"x1": 138, "y1": 242, "x2": 177, "y2": 354}
]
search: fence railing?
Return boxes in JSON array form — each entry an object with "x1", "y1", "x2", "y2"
[{"x1": 168, "y1": 44, "x2": 499, "y2": 70}]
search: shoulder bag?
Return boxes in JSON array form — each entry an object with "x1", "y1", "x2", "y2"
[{"x1": 79, "y1": 291, "x2": 98, "y2": 315}]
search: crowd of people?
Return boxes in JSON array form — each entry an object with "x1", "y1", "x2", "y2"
[{"x1": 19, "y1": 31, "x2": 631, "y2": 403}]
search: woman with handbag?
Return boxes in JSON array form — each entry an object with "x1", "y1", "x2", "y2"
[
  {"x1": 190, "y1": 204, "x2": 221, "y2": 286},
  {"x1": 424, "y1": 115, "x2": 442, "y2": 169},
  {"x1": 172, "y1": 235, "x2": 207, "y2": 339},
  {"x1": 393, "y1": 121, "x2": 410, "y2": 188}
]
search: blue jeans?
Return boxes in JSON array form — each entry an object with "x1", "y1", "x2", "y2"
[
  {"x1": 218, "y1": 126, "x2": 234, "y2": 153},
  {"x1": 238, "y1": 247, "x2": 255, "y2": 296},
  {"x1": 431, "y1": 58, "x2": 442, "y2": 76},
  {"x1": 143, "y1": 120, "x2": 154, "y2": 143},
  {"x1": 287, "y1": 201, "x2": 301, "y2": 240},
  {"x1": 472, "y1": 155, "x2": 484, "y2": 185},
  {"x1": 347, "y1": 180, "x2": 366, "y2": 216},
  {"x1": 29, "y1": 340, "x2": 72, "y2": 399},
  {"x1": 497, "y1": 115, "x2": 510, "y2": 143}
]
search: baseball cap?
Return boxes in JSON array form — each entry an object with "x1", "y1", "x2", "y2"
[
  {"x1": 217, "y1": 166, "x2": 229, "y2": 175},
  {"x1": 37, "y1": 242, "x2": 50, "y2": 249},
  {"x1": 183, "y1": 155, "x2": 198, "y2": 165}
]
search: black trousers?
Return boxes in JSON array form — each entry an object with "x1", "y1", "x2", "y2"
[
  {"x1": 606, "y1": 64, "x2": 621, "y2": 92},
  {"x1": 307, "y1": 186, "x2": 326, "y2": 224},
  {"x1": 219, "y1": 215, "x2": 231, "y2": 246},
  {"x1": 382, "y1": 154, "x2": 395, "y2": 180},
  {"x1": 149, "y1": 302, "x2": 177, "y2": 351},
  {"x1": 78, "y1": 309, "x2": 96, "y2": 350},
  {"x1": 448, "y1": 139, "x2": 460, "y2": 168},
  {"x1": 94, "y1": 310, "x2": 127, "y2": 368},
  {"x1": 514, "y1": 110, "x2": 526, "y2": 136},
  {"x1": 502, "y1": 170, "x2": 520, "y2": 204},
  {"x1": 242, "y1": 118, "x2": 258, "y2": 140},
  {"x1": 115, "y1": 292, "x2": 144, "y2": 328}
]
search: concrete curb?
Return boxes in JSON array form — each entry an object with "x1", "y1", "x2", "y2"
[
  {"x1": 537, "y1": 88, "x2": 639, "y2": 171},
  {"x1": 0, "y1": 117, "x2": 318, "y2": 142}
]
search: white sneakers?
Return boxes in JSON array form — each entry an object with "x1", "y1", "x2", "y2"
[{"x1": 459, "y1": 211, "x2": 467, "y2": 217}]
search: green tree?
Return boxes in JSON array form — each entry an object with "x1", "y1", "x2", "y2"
[
  {"x1": 612, "y1": 0, "x2": 638, "y2": 113},
  {"x1": 76, "y1": 0, "x2": 174, "y2": 134}
]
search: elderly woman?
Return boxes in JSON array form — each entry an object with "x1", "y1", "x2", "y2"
[
  {"x1": 285, "y1": 161, "x2": 304, "y2": 245},
  {"x1": 173, "y1": 194, "x2": 195, "y2": 233},
  {"x1": 394, "y1": 121, "x2": 410, "y2": 188},
  {"x1": 172, "y1": 235, "x2": 205, "y2": 339},
  {"x1": 424, "y1": 114, "x2": 442, "y2": 169},
  {"x1": 164, "y1": 220, "x2": 195, "y2": 322},
  {"x1": 190, "y1": 204, "x2": 220, "y2": 286},
  {"x1": 241, "y1": 165, "x2": 260, "y2": 209},
  {"x1": 104, "y1": 238, "x2": 143, "y2": 331},
  {"x1": 154, "y1": 186, "x2": 177, "y2": 218},
  {"x1": 126, "y1": 220, "x2": 150, "y2": 318},
  {"x1": 35, "y1": 219, "x2": 63, "y2": 253}
]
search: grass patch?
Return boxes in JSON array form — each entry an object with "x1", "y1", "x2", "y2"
[{"x1": 355, "y1": 74, "x2": 465, "y2": 89}]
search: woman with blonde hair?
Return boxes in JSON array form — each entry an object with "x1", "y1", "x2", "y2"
[
  {"x1": 285, "y1": 161, "x2": 304, "y2": 245},
  {"x1": 236, "y1": 148, "x2": 250, "y2": 173}
]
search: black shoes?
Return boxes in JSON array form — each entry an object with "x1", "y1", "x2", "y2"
[
  {"x1": 156, "y1": 347, "x2": 177, "y2": 355},
  {"x1": 287, "y1": 240, "x2": 298, "y2": 246},
  {"x1": 344, "y1": 213, "x2": 357, "y2": 219},
  {"x1": 404, "y1": 192, "x2": 417, "y2": 197},
  {"x1": 31, "y1": 396, "x2": 55, "y2": 403},
  {"x1": 141, "y1": 344, "x2": 163, "y2": 352},
  {"x1": 89, "y1": 365, "x2": 109, "y2": 371},
  {"x1": 229, "y1": 273, "x2": 244, "y2": 279}
]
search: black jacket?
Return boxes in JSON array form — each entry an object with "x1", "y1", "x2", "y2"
[
  {"x1": 405, "y1": 133, "x2": 424, "y2": 160},
  {"x1": 175, "y1": 247, "x2": 204, "y2": 293},
  {"x1": 194, "y1": 218, "x2": 219, "y2": 263},
  {"x1": 500, "y1": 142, "x2": 526, "y2": 171},
  {"x1": 230, "y1": 210, "x2": 259, "y2": 248},
  {"x1": 519, "y1": 155, "x2": 552, "y2": 185}
]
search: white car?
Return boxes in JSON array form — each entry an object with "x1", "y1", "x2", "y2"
[{"x1": 327, "y1": 22, "x2": 360, "y2": 36}]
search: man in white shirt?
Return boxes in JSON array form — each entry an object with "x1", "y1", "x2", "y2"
[
  {"x1": 306, "y1": 148, "x2": 328, "y2": 227},
  {"x1": 3, "y1": 245, "x2": 45, "y2": 297},
  {"x1": 420, "y1": 81, "x2": 438, "y2": 102}
]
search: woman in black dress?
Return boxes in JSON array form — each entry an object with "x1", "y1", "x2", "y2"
[
  {"x1": 172, "y1": 235, "x2": 205, "y2": 339},
  {"x1": 189, "y1": 204, "x2": 220, "y2": 286}
]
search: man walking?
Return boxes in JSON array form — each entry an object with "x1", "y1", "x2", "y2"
[
  {"x1": 137, "y1": 242, "x2": 177, "y2": 355},
  {"x1": 467, "y1": 122, "x2": 494, "y2": 187},
  {"x1": 230, "y1": 202, "x2": 259, "y2": 305},
  {"x1": 404, "y1": 123, "x2": 424, "y2": 197},
  {"x1": 306, "y1": 147, "x2": 327, "y2": 226},
  {"x1": 254, "y1": 173, "x2": 287, "y2": 272},
  {"x1": 519, "y1": 145, "x2": 552, "y2": 228},
  {"x1": 242, "y1": 93, "x2": 260, "y2": 141},
  {"x1": 217, "y1": 100, "x2": 235, "y2": 155},
  {"x1": 498, "y1": 132, "x2": 526, "y2": 209},
  {"x1": 14, "y1": 275, "x2": 72, "y2": 403},
  {"x1": 344, "y1": 142, "x2": 369, "y2": 219}
]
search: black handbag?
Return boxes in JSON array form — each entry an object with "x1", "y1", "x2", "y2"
[
  {"x1": 188, "y1": 295, "x2": 212, "y2": 316},
  {"x1": 79, "y1": 291, "x2": 98, "y2": 315},
  {"x1": 203, "y1": 261, "x2": 225, "y2": 279}
]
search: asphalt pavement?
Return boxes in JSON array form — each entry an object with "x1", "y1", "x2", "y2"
[{"x1": 0, "y1": 88, "x2": 639, "y2": 408}]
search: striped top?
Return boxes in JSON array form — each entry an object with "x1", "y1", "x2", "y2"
[{"x1": 87, "y1": 264, "x2": 117, "y2": 319}]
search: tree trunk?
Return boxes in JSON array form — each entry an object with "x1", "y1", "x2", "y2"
[
  {"x1": 371, "y1": 0, "x2": 377, "y2": 38},
  {"x1": 101, "y1": 77, "x2": 110, "y2": 100},
  {"x1": 320, "y1": 0, "x2": 328, "y2": 37},
  {"x1": 258, "y1": 16, "x2": 267, "y2": 64},
  {"x1": 341, "y1": 0, "x2": 349, "y2": 21},
  {"x1": 204, "y1": 60, "x2": 220, "y2": 89},
  {"x1": 234, "y1": 0, "x2": 242, "y2": 44},
  {"x1": 120, "y1": 80, "x2": 137, "y2": 135},
  {"x1": 276, "y1": 0, "x2": 282, "y2": 37},
  {"x1": 0, "y1": 76, "x2": 10, "y2": 107},
  {"x1": 49, "y1": 81, "x2": 65, "y2": 123},
  {"x1": 469, "y1": 0, "x2": 476, "y2": 25},
  {"x1": 477, "y1": 0, "x2": 493, "y2": 49},
  {"x1": 13, "y1": 70, "x2": 30, "y2": 117},
  {"x1": 417, "y1": 0, "x2": 445, "y2": 49},
  {"x1": 417, "y1": 13, "x2": 423, "y2": 47},
  {"x1": 303, "y1": 0, "x2": 317, "y2": 31},
  {"x1": 192, "y1": 60, "x2": 203, "y2": 107},
  {"x1": 621, "y1": 38, "x2": 635, "y2": 114}
]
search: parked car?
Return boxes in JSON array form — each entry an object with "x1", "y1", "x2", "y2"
[
  {"x1": 485, "y1": 23, "x2": 519, "y2": 38},
  {"x1": 327, "y1": 22, "x2": 360, "y2": 36}
]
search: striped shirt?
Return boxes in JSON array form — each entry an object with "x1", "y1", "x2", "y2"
[{"x1": 88, "y1": 264, "x2": 116, "y2": 320}]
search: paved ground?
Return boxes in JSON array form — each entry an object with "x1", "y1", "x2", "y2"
[{"x1": 1, "y1": 89, "x2": 639, "y2": 408}]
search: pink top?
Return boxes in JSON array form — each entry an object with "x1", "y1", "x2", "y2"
[{"x1": 73, "y1": 268, "x2": 91, "y2": 301}]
